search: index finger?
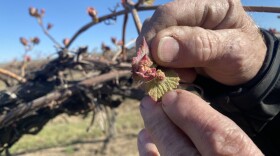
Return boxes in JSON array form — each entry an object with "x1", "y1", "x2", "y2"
[{"x1": 161, "y1": 90, "x2": 263, "y2": 155}]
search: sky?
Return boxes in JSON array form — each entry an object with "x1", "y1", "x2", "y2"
[{"x1": 0, "y1": 0, "x2": 280, "y2": 62}]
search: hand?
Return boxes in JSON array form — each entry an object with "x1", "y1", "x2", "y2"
[
  {"x1": 138, "y1": 90, "x2": 263, "y2": 155},
  {"x1": 137, "y1": 0, "x2": 267, "y2": 85}
]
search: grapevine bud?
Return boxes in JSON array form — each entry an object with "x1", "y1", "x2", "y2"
[
  {"x1": 101, "y1": 42, "x2": 111, "y2": 51},
  {"x1": 121, "y1": 0, "x2": 128, "y2": 8},
  {"x1": 47, "y1": 23, "x2": 53, "y2": 30},
  {"x1": 155, "y1": 70, "x2": 165, "y2": 81},
  {"x1": 63, "y1": 38, "x2": 70, "y2": 46},
  {"x1": 31, "y1": 37, "x2": 40, "y2": 45},
  {"x1": 29, "y1": 7, "x2": 40, "y2": 17},
  {"x1": 40, "y1": 8, "x2": 45, "y2": 16},
  {"x1": 24, "y1": 55, "x2": 31, "y2": 62},
  {"x1": 87, "y1": 7, "x2": 98, "y2": 22},
  {"x1": 117, "y1": 40, "x2": 123, "y2": 46},
  {"x1": 121, "y1": 0, "x2": 127, "y2": 4},
  {"x1": 111, "y1": 37, "x2": 117, "y2": 45},
  {"x1": 20, "y1": 37, "x2": 28, "y2": 46},
  {"x1": 132, "y1": 38, "x2": 180, "y2": 101}
]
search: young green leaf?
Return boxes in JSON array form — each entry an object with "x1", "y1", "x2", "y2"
[
  {"x1": 144, "y1": 69, "x2": 180, "y2": 101},
  {"x1": 132, "y1": 38, "x2": 180, "y2": 101}
]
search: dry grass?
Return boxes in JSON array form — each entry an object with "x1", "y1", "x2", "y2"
[
  {"x1": 10, "y1": 99, "x2": 143, "y2": 156},
  {"x1": 0, "y1": 82, "x2": 5, "y2": 90}
]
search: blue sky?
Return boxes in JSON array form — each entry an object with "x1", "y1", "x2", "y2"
[{"x1": 0, "y1": 0, "x2": 279, "y2": 62}]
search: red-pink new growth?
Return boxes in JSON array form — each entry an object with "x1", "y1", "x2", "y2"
[
  {"x1": 132, "y1": 38, "x2": 180, "y2": 101},
  {"x1": 132, "y1": 38, "x2": 165, "y2": 82}
]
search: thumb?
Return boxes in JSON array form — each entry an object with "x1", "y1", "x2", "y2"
[{"x1": 151, "y1": 26, "x2": 238, "y2": 68}]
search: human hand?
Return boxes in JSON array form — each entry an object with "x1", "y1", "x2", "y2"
[
  {"x1": 137, "y1": 0, "x2": 267, "y2": 85},
  {"x1": 138, "y1": 90, "x2": 263, "y2": 155}
]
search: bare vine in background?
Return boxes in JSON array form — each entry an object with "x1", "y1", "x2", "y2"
[{"x1": 0, "y1": 0, "x2": 280, "y2": 154}]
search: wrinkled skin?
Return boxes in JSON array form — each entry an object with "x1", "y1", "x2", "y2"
[
  {"x1": 137, "y1": 0, "x2": 266, "y2": 86},
  {"x1": 137, "y1": 0, "x2": 266, "y2": 155},
  {"x1": 138, "y1": 92, "x2": 263, "y2": 156}
]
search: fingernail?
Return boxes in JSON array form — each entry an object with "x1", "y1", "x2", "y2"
[
  {"x1": 162, "y1": 90, "x2": 178, "y2": 106},
  {"x1": 158, "y1": 37, "x2": 179, "y2": 62},
  {"x1": 140, "y1": 96, "x2": 156, "y2": 110}
]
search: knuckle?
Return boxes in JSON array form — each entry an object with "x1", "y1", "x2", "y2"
[
  {"x1": 198, "y1": 114, "x2": 249, "y2": 155},
  {"x1": 141, "y1": 18, "x2": 151, "y2": 34},
  {"x1": 189, "y1": 28, "x2": 218, "y2": 64},
  {"x1": 208, "y1": 126, "x2": 247, "y2": 155},
  {"x1": 218, "y1": 128, "x2": 247, "y2": 155},
  {"x1": 223, "y1": 39, "x2": 245, "y2": 67},
  {"x1": 156, "y1": 3, "x2": 170, "y2": 14},
  {"x1": 143, "y1": 18, "x2": 151, "y2": 27},
  {"x1": 155, "y1": 1, "x2": 175, "y2": 18}
]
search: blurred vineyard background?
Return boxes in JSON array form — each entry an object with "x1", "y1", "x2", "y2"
[
  {"x1": 1, "y1": 0, "x2": 280, "y2": 155},
  {"x1": 11, "y1": 99, "x2": 143, "y2": 156}
]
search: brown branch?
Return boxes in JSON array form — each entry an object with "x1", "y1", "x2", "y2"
[
  {"x1": 0, "y1": 76, "x2": 11, "y2": 87},
  {"x1": 122, "y1": 13, "x2": 129, "y2": 60},
  {"x1": 0, "y1": 89, "x2": 72, "y2": 128},
  {"x1": 244, "y1": 6, "x2": 280, "y2": 13},
  {"x1": 66, "y1": 5, "x2": 280, "y2": 49},
  {"x1": 79, "y1": 70, "x2": 130, "y2": 86},
  {"x1": 135, "y1": 0, "x2": 144, "y2": 8},
  {"x1": 0, "y1": 70, "x2": 131, "y2": 128},
  {"x1": 20, "y1": 62, "x2": 27, "y2": 77},
  {"x1": 137, "y1": 5, "x2": 157, "y2": 11},
  {"x1": 20, "y1": 46, "x2": 33, "y2": 77},
  {"x1": 66, "y1": 9, "x2": 128, "y2": 49},
  {"x1": 112, "y1": 39, "x2": 136, "y2": 62},
  {"x1": 38, "y1": 19, "x2": 62, "y2": 49},
  {"x1": 131, "y1": 8, "x2": 142, "y2": 34},
  {"x1": 0, "y1": 68, "x2": 26, "y2": 83}
]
